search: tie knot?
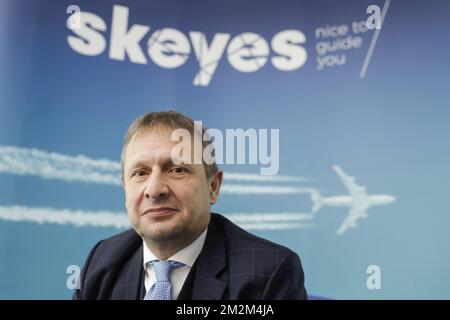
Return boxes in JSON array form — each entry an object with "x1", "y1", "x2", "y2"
[{"x1": 150, "y1": 260, "x2": 184, "y2": 282}]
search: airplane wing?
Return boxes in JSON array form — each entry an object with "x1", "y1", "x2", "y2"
[
  {"x1": 336, "y1": 207, "x2": 368, "y2": 235},
  {"x1": 332, "y1": 165, "x2": 367, "y2": 200}
]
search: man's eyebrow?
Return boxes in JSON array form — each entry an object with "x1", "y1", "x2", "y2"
[
  {"x1": 127, "y1": 160, "x2": 149, "y2": 172},
  {"x1": 127, "y1": 158, "x2": 195, "y2": 171},
  {"x1": 161, "y1": 159, "x2": 195, "y2": 170},
  {"x1": 125, "y1": 162, "x2": 150, "y2": 179}
]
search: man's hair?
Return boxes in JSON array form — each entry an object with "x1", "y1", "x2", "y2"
[{"x1": 121, "y1": 110, "x2": 219, "y2": 180}]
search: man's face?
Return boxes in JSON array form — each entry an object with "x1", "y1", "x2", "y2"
[{"x1": 122, "y1": 126, "x2": 219, "y2": 246}]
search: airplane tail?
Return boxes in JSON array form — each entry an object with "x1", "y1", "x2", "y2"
[{"x1": 310, "y1": 189, "x2": 324, "y2": 214}]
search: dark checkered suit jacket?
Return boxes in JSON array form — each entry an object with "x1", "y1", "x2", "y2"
[{"x1": 73, "y1": 213, "x2": 307, "y2": 300}]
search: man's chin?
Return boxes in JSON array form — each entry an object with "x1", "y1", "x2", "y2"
[{"x1": 138, "y1": 224, "x2": 183, "y2": 242}]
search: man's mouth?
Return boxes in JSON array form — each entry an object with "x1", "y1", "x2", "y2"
[{"x1": 141, "y1": 207, "x2": 180, "y2": 217}]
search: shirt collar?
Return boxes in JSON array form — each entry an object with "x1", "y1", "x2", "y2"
[{"x1": 143, "y1": 227, "x2": 208, "y2": 268}]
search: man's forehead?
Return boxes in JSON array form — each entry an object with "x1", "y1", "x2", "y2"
[
  {"x1": 128, "y1": 126, "x2": 177, "y2": 149},
  {"x1": 124, "y1": 125, "x2": 203, "y2": 168},
  {"x1": 125, "y1": 141, "x2": 176, "y2": 168},
  {"x1": 129, "y1": 148, "x2": 172, "y2": 161},
  {"x1": 133, "y1": 125, "x2": 175, "y2": 143}
]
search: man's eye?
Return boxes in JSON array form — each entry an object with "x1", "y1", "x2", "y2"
[
  {"x1": 132, "y1": 170, "x2": 147, "y2": 177},
  {"x1": 171, "y1": 167, "x2": 188, "y2": 174}
]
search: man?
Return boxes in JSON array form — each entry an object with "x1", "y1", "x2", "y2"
[{"x1": 73, "y1": 111, "x2": 307, "y2": 300}]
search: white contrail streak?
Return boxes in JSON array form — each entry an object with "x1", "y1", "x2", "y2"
[
  {"x1": 0, "y1": 205, "x2": 129, "y2": 228},
  {"x1": 221, "y1": 184, "x2": 315, "y2": 195},
  {"x1": 224, "y1": 212, "x2": 314, "y2": 222},
  {"x1": 224, "y1": 172, "x2": 309, "y2": 182},
  {"x1": 0, "y1": 145, "x2": 313, "y2": 194},
  {"x1": 0, "y1": 205, "x2": 314, "y2": 231},
  {"x1": 0, "y1": 145, "x2": 122, "y2": 185},
  {"x1": 236, "y1": 223, "x2": 314, "y2": 230}
]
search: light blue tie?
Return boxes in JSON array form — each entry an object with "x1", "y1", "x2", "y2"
[{"x1": 144, "y1": 260, "x2": 184, "y2": 300}]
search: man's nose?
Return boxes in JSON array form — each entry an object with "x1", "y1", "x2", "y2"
[{"x1": 144, "y1": 171, "x2": 170, "y2": 200}]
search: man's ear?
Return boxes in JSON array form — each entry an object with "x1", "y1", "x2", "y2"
[
  {"x1": 209, "y1": 171, "x2": 223, "y2": 205},
  {"x1": 121, "y1": 175, "x2": 128, "y2": 211}
]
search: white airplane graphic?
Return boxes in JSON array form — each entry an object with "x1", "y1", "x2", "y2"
[{"x1": 310, "y1": 165, "x2": 396, "y2": 235}]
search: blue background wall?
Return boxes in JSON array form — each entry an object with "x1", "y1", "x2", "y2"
[{"x1": 0, "y1": 0, "x2": 449, "y2": 299}]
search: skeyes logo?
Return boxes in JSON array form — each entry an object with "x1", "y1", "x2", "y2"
[{"x1": 66, "y1": 5, "x2": 308, "y2": 86}]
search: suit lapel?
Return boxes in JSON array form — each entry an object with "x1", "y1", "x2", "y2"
[
  {"x1": 190, "y1": 214, "x2": 227, "y2": 300},
  {"x1": 125, "y1": 245, "x2": 144, "y2": 299},
  {"x1": 110, "y1": 242, "x2": 144, "y2": 300}
]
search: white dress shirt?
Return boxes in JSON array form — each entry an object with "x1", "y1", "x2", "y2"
[{"x1": 142, "y1": 228, "x2": 207, "y2": 300}]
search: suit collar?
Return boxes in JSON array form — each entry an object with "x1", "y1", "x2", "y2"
[{"x1": 142, "y1": 227, "x2": 208, "y2": 268}]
